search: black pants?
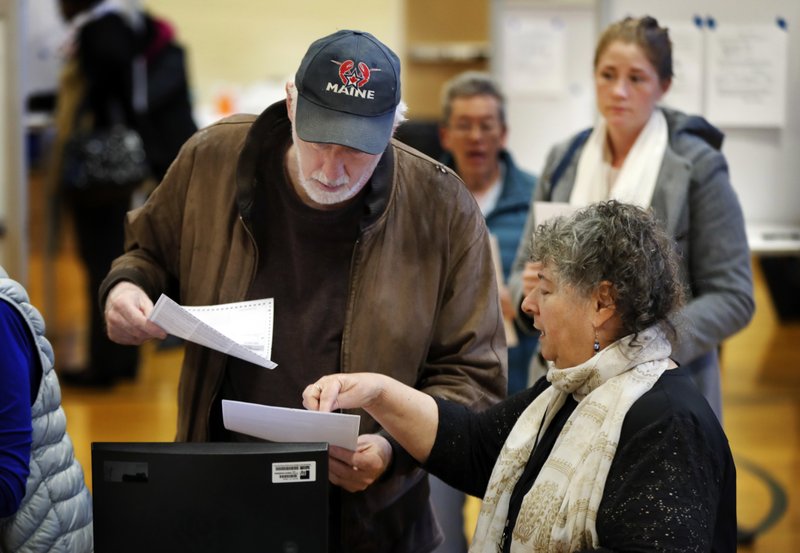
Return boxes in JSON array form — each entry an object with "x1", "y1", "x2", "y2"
[{"x1": 70, "y1": 192, "x2": 139, "y2": 379}]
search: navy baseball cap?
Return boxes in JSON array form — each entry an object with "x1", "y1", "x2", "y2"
[{"x1": 294, "y1": 30, "x2": 401, "y2": 155}]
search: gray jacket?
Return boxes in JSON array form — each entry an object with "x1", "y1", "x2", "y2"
[
  {"x1": 0, "y1": 268, "x2": 93, "y2": 553},
  {"x1": 509, "y1": 107, "x2": 755, "y2": 418}
]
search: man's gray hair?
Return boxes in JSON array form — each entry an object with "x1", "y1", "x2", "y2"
[{"x1": 440, "y1": 71, "x2": 506, "y2": 126}]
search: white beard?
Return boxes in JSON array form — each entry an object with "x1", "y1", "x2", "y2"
[{"x1": 293, "y1": 144, "x2": 377, "y2": 206}]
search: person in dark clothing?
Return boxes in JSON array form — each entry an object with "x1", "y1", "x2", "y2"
[
  {"x1": 52, "y1": 0, "x2": 142, "y2": 387},
  {"x1": 135, "y1": 11, "x2": 197, "y2": 181},
  {"x1": 53, "y1": 0, "x2": 196, "y2": 385},
  {"x1": 304, "y1": 201, "x2": 737, "y2": 552}
]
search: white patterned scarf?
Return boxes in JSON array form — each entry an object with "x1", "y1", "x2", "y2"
[
  {"x1": 470, "y1": 326, "x2": 672, "y2": 552},
  {"x1": 569, "y1": 109, "x2": 668, "y2": 209}
]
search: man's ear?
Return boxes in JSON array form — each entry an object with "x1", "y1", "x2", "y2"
[
  {"x1": 285, "y1": 82, "x2": 295, "y2": 123},
  {"x1": 499, "y1": 123, "x2": 509, "y2": 150}
]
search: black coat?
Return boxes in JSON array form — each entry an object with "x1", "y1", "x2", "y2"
[{"x1": 426, "y1": 368, "x2": 737, "y2": 552}]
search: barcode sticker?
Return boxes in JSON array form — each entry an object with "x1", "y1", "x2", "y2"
[{"x1": 272, "y1": 461, "x2": 317, "y2": 483}]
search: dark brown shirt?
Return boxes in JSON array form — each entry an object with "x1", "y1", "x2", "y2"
[{"x1": 220, "y1": 138, "x2": 368, "y2": 415}]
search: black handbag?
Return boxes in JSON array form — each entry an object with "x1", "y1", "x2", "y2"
[
  {"x1": 61, "y1": 89, "x2": 151, "y2": 198},
  {"x1": 61, "y1": 124, "x2": 150, "y2": 193}
]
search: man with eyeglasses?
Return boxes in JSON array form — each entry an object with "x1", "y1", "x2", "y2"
[
  {"x1": 433, "y1": 71, "x2": 538, "y2": 553},
  {"x1": 439, "y1": 71, "x2": 538, "y2": 396}
]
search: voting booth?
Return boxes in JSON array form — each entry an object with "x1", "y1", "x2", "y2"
[{"x1": 92, "y1": 442, "x2": 330, "y2": 553}]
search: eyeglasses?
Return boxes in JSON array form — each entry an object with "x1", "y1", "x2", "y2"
[{"x1": 449, "y1": 119, "x2": 503, "y2": 136}]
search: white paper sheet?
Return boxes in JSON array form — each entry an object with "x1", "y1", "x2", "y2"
[
  {"x1": 502, "y1": 14, "x2": 567, "y2": 96},
  {"x1": 705, "y1": 23, "x2": 788, "y2": 127},
  {"x1": 489, "y1": 234, "x2": 518, "y2": 347},
  {"x1": 661, "y1": 20, "x2": 705, "y2": 115},
  {"x1": 222, "y1": 400, "x2": 361, "y2": 451},
  {"x1": 148, "y1": 294, "x2": 277, "y2": 369}
]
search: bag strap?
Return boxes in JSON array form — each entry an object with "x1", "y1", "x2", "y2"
[
  {"x1": 132, "y1": 55, "x2": 148, "y2": 114},
  {"x1": 71, "y1": 93, "x2": 128, "y2": 134},
  {"x1": 547, "y1": 128, "x2": 592, "y2": 200}
]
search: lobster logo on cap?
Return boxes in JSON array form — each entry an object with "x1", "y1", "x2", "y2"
[{"x1": 333, "y1": 60, "x2": 373, "y2": 88}]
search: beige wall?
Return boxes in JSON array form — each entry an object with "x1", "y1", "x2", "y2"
[
  {"x1": 1, "y1": 0, "x2": 26, "y2": 280},
  {"x1": 143, "y1": 0, "x2": 404, "y2": 108},
  {"x1": 404, "y1": 0, "x2": 489, "y2": 119}
]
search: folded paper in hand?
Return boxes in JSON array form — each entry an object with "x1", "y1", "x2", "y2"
[
  {"x1": 148, "y1": 294, "x2": 277, "y2": 369},
  {"x1": 222, "y1": 399, "x2": 361, "y2": 450}
]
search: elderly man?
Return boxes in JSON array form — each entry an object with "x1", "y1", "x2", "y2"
[{"x1": 100, "y1": 30, "x2": 506, "y2": 553}]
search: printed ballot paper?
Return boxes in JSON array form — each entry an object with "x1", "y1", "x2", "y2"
[
  {"x1": 222, "y1": 400, "x2": 361, "y2": 450},
  {"x1": 148, "y1": 294, "x2": 277, "y2": 369}
]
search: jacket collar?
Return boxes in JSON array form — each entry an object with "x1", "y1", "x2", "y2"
[
  {"x1": 661, "y1": 106, "x2": 724, "y2": 150},
  {"x1": 440, "y1": 149, "x2": 530, "y2": 212},
  {"x1": 553, "y1": 110, "x2": 693, "y2": 233},
  {"x1": 235, "y1": 100, "x2": 394, "y2": 230},
  {"x1": 495, "y1": 150, "x2": 532, "y2": 208}
]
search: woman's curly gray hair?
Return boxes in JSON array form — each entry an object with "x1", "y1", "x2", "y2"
[{"x1": 530, "y1": 200, "x2": 685, "y2": 338}]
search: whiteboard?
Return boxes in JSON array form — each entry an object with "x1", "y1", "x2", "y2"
[{"x1": 492, "y1": 0, "x2": 800, "y2": 226}]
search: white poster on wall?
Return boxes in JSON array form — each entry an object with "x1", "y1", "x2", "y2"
[
  {"x1": 660, "y1": 20, "x2": 704, "y2": 115},
  {"x1": 705, "y1": 22, "x2": 788, "y2": 127},
  {"x1": 494, "y1": 1, "x2": 596, "y2": 175},
  {"x1": 24, "y1": 0, "x2": 68, "y2": 98},
  {"x1": 501, "y1": 14, "x2": 567, "y2": 96}
]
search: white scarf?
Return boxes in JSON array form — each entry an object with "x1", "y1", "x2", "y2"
[
  {"x1": 470, "y1": 326, "x2": 672, "y2": 553},
  {"x1": 569, "y1": 109, "x2": 668, "y2": 209}
]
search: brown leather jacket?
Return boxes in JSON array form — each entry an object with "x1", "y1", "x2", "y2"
[{"x1": 100, "y1": 101, "x2": 507, "y2": 553}]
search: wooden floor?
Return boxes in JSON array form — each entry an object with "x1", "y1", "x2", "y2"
[{"x1": 22, "y1": 170, "x2": 800, "y2": 551}]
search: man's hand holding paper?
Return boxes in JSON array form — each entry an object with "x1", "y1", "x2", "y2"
[
  {"x1": 105, "y1": 281, "x2": 168, "y2": 345},
  {"x1": 328, "y1": 434, "x2": 393, "y2": 493},
  {"x1": 147, "y1": 294, "x2": 277, "y2": 369}
]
